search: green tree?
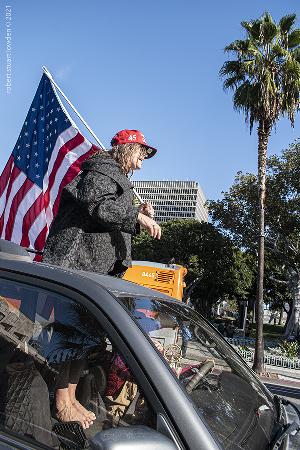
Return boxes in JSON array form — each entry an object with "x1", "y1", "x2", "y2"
[
  {"x1": 133, "y1": 220, "x2": 253, "y2": 317},
  {"x1": 220, "y1": 12, "x2": 300, "y2": 372},
  {"x1": 209, "y1": 141, "x2": 300, "y2": 339}
]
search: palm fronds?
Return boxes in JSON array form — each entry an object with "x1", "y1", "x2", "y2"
[
  {"x1": 220, "y1": 11, "x2": 300, "y2": 130},
  {"x1": 279, "y1": 14, "x2": 297, "y2": 34}
]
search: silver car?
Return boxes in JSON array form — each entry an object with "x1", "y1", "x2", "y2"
[{"x1": 0, "y1": 240, "x2": 299, "y2": 450}]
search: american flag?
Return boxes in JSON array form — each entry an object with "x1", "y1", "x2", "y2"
[{"x1": 0, "y1": 74, "x2": 98, "y2": 258}]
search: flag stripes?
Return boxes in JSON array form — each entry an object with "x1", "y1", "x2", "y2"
[{"x1": 0, "y1": 74, "x2": 98, "y2": 255}]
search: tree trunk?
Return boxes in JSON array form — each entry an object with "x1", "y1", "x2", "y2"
[
  {"x1": 278, "y1": 308, "x2": 283, "y2": 326},
  {"x1": 252, "y1": 300, "x2": 256, "y2": 324},
  {"x1": 284, "y1": 302, "x2": 293, "y2": 333},
  {"x1": 284, "y1": 272, "x2": 300, "y2": 338},
  {"x1": 253, "y1": 120, "x2": 270, "y2": 374}
]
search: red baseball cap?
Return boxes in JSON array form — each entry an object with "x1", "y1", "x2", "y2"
[{"x1": 110, "y1": 129, "x2": 157, "y2": 158}]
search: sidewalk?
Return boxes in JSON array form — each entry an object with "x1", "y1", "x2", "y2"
[
  {"x1": 259, "y1": 372, "x2": 300, "y2": 387},
  {"x1": 244, "y1": 359, "x2": 300, "y2": 382}
]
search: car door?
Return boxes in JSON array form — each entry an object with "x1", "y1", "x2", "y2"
[{"x1": 0, "y1": 265, "x2": 220, "y2": 450}]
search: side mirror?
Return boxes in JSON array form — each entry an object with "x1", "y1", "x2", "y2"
[{"x1": 90, "y1": 425, "x2": 178, "y2": 449}]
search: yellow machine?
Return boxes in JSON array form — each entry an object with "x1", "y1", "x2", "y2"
[{"x1": 123, "y1": 260, "x2": 187, "y2": 301}]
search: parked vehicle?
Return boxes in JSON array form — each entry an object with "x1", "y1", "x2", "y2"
[
  {"x1": 123, "y1": 260, "x2": 187, "y2": 300},
  {"x1": 0, "y1": 240, "x2": 299, "y2": 450}
]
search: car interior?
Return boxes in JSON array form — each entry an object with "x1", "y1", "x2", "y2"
[{"x1": 0, "y1": 279, "x2": 157, "y2": 450}]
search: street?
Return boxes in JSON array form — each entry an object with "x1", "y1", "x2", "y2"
[
  {"x1": 264, "y1": 382, "x2": 300, "y2": 450},
  {"x1": 265, "y1": 382, "x2": 300, "y2": 407}
]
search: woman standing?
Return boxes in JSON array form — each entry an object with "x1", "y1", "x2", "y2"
[
  {"x1": 43, "y1": 129, "x2": 161, "y2": 428},
  {"x1": 44, "y1": 129, "x2": 160, "y2": 276}
]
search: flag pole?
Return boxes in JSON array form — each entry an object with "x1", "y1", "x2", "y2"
[
  {"x1": 42, "y1": 66, "x2": 143, "y2": 204},
  {"x1": 42, "y1": 66, "x2": 106, "y2": 150}
]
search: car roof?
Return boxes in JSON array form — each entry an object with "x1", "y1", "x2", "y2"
[
  {"x1": 42, "y1": 262, "x2": 176, "y2": 300},
  {"x1": 0, "y1": 257, "x2": 176, "y2": 302}
]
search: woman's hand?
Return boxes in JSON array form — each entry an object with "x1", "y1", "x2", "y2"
[
  {"x1": 137, "y1": 213, "x2": 161, "y2": 239},
  {"x1": 139, "y1": 202, "x2": 154, "y2": 218}
]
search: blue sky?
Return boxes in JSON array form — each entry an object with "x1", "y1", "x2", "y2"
[{"x1": 1, "y1": 0, "x2": 300, "y2": 200}]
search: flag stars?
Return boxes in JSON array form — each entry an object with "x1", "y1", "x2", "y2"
[
  {"x1": 26, "y1": 154, "x2": 30, "y2": 159},
  {"x1": 50, "y1": 120, "x2": 52, "y2": 125},
  {"x1": 45, "y1": 158, "x2": 49, "y2": 162},
  {"x1": 36, "y1": 174, "x2": 40, "y2": 179},
  {"x1": 51, "y1": 97, "x2": 54, "y2": 102},
  {"x1": 40, "y1": 105, "x2": 44, "y2": 110},
  {"x1": 33, "y1": 119, "x2": 37, "y2": 124},
  {"x1": 34, "y1": 152, "x2": 38, "y2": 157},
  {"x1": 40, "y1": 94, "x2": 42, "y2": 99},
  {"x1": 54, "y1": 117, "x2": 58, "y2": 122},
  {"x1": 17, "y1": 145, "x2": 20, "y2": 149},
  {"x1": 25, "y1": 143, "x2": 30, "y2": 148},
  {"x1": 40, "y1": 116, "x2": 45, "y2": 121},
  {"x1": 24, "y1": 132, "x2": 29, "y2": 137},
  {"x1": 31, "y1": 108, "x2": 36, "y2": 112},
  {"x1": 35, "y1": 163, "x2": 39, "y2": 168},
  {"x1": 25, "y1": 121, "x2": 28, "y2": 126},
  {"x1": 50, "y1": 109, "x2": 53, "y2": 114},
  {"x1": 33, "y1": 141, "x2": 37, "y2": 145},
  {"x1": 17, "y1": 156, "x2": 21, "y2": 161},
  {"x1": 56, "y1": 107, "x2": 61, "y2": 112}
]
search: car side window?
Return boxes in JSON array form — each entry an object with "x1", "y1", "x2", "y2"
[{"x1": 0, "y1": 278, "x2": 156, "y2": 449}]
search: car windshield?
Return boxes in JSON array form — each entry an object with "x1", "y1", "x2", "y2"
[{"x1": 121, "y1": 296, "x2": 277, "y2": 449}]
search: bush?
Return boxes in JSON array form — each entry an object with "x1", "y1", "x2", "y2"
[
  {"x1": 238, "y1": 345, "x2": 252, "y2": 352},
  {"x1": 277, "y1": 340, "x2": 300, "y2": 359}
]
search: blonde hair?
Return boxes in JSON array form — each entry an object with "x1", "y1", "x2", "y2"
[
  {"x1": 109, "y1": 143, "x2": 146, "y2": 175},
  {"x1": 87, "y1": 143, "x2": 147, "y2": 175}
]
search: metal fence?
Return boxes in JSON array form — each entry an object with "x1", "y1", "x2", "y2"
[
  {"x1": 226, "y1": 336, "x2": 278, "y2": 349},
  {"x1": 235, "y1": 348, "x2": 300, "y2": 369},
  {"x1": 224, "y1": 336, "x2": 300, "y2": 370}
]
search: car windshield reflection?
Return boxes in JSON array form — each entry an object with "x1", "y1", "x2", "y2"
[{"x1": 121, "y1": 296, "x2": 277, "y2": 448}]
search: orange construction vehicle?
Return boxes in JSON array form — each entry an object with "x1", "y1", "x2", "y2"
[{"x1": 123, "y1": 260, "x2": 187, "y2": 301}]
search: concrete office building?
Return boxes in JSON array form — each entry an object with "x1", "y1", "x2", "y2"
[{"x1": 133, "y1": 180, "x2": 208, "y2": 223}]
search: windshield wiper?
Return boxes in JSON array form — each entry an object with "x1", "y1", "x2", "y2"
[
  {"x1": 270, "y1": 421, "x2": 299, "y2": 450},
  {"x1": 271, "y1": 396, "x2": 300, "y2": 450},
  {"x1": 282, "y1": 397, "x2": 300, "y2": 421},
  {"x1": 274, "y1": 395, "x2": 300, "y2": 422},
  {"x1": 273, "y1": 395, "x2": 284, "y2": 423}
]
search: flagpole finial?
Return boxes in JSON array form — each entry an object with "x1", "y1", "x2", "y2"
[{"x1": 42, "y1": 66, "x2": 53, "y2": 80}]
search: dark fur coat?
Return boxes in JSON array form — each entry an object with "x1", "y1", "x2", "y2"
[{"x1": 43, "y1": 152, "x2": 139, "y2": 274}]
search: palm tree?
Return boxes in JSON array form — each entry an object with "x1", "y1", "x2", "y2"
[{"x1": 220, "y1": 12, "x2": 300, "y2": 373}]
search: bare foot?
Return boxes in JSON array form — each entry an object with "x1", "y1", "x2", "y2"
[
  {"x1": 55, "y1": 402, "x2": 92, "y2": 429},
  {"x1": 72, "y1": 399, "x2": 96, "y2": 420}
]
